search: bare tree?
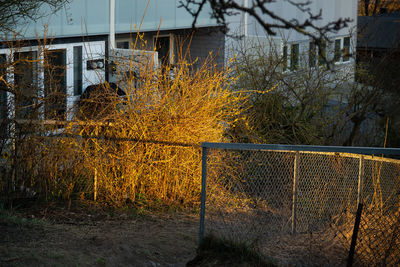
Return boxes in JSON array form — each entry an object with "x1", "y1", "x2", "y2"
[
  {"x1": 179, "y1": 0, "x2": 352, "y2": 47},
  {"x1": 0, "y1": 0, "x2": 68, "y2": 33},
  {"x1": 226, "y1": 37, "x2": 387, "y2": 146}
]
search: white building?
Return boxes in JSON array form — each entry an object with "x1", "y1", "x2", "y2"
[
  {"x1": 225, "y1": 0, "x2": 358, "y2": 71},
  {"x1": 0, "y1": 0, "x2": 358, "y2": 123}
]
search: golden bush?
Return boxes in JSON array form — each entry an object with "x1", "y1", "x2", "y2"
[{"x1": 68, "y1": 52, "x2": 243, "y2": 207}]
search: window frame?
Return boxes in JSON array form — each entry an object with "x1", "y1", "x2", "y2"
[
  {"x1": 342, "y1": 37, "x2": 351, "y2": 62},
  {"x1": 333, "y1": 36, "x2": 352, "y2": 64},
  {"x1": 14, "y1": 50, "x2": 39, "y2": 120},
  {"x1": 282, "y1": 44, "x2": 288, "y2": 71},
  {"x1": 43, "y1": 48, "x2": 67, "y2": 121},
  {"x1": 290, "y1": 43, "x2": 300, "y2": 71},
  {"x1": 334, "y1": 39, "x2": 341, "y2": 63},
  {"x1": 116, "y1": 41, "x2": 130, "y2": 49},
  {"x1": 281, "y1": 42, "x2": 301, "y2": 72},
  {"x1": 309, "y1": 42, "x2": 316, "y2": 68},
  {"x1": 153, "y1": 33, "x2": 174, "y2": 65}
]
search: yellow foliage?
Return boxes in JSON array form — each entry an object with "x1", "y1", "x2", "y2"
[
  {"x1": 0, "y1": 34, "x2": 251, "y2": 209},
  {"x1": 68, "y1": 50, "x2": 244, "y2": 207}
]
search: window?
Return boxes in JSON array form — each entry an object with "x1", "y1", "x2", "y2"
[
  {"x1": 116, "y1": 41, "x2": 129, "y2": 49},
  {"x1": 318, "y1": 41, "x2": 326, "y2": 66},
  {"x1": 282, "y1": 43, "x2": 300, "y2": 71},
  {"x1": 290, "y1": 43, "x2": 299, "y2": 70},
  {"x1": 0, "y1": 54, "x2": 7, "y2": 138},
  {"x1": 334, "y1": 37, "x2": 351, "y2": 63},
  {"x1": 334, "y1": 39, "x2": 341, "y2": 62},
  {"x1": 154, "y1": 34, "x2": 174, "y2": 66},
  {"x1": 282, "y1": 45, "x2": 288, "y2": 70},
  {"x1": 44, "y1": 49, "x2": 67, "y2": 120},
  {"x1": 343, "y1": 37, "x2": 351, "y2": 62},
  {"x1": 309, "y1": 42, "x2": 316, "y2": 68},
  {"x1": 14, "y1": 51, "x2": 38, "y2": 120},
  {"x1": 73, "y1": 46, "x2": 82, "y2": 96}
]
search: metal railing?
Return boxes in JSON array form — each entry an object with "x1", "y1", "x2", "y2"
[{"x1": 199, "y1": 142, "x2": 400, "y2": 266}]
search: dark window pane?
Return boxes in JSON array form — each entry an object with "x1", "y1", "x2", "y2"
[
  {"x1": 309, "y1": 42, "x2": 316, "y2": 67},
  {"x1": 44, "y1": 49, "x2": 67, "y2": 120},
  {"x1": 282, "y1": 45, "x2": 288, "y2": 70},
  {"x1": 14, "y1": 51, "x2": 38, "y2": 120},
  {"x1": 343, "y1": 37, "x2": 351, "y2": 62},
  {"x1": 0, "y1": 54, "x2": 7, "y2": 138},
  {"x1": 334, "y1": 39, "x2": 341, "y2": 62},
  {"x1": 318, "y1": 42, "x2": 326, "y2": 66},
  {"x1": 117, "y1": 41, "x2": 129, "y2": 49},
  {"x1": 290, "y1": 43, "x2": 299, "y2": 70},
  {"x1": 74, "y1": 46, "x2": 82, "y2": 96},
  {"x1": 155, "y1": 36, "x2": 170, "y2": 65}
]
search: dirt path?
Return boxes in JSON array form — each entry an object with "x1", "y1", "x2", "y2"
[{"x1": 0, "y1": 205, "x2": 199, "y2": 267}]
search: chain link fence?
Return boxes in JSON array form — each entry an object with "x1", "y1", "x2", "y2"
[
  {"x1": 199, "y1": 143, "x2": 400, "y2": 266},
  {"x1": 350, "y1": 155, "x2": 400, "y2": 266},
  {"x1": 0, "y1": 122, "x2": 202, "y2": 207}
]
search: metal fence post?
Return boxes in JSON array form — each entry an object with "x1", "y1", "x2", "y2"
[
  {"x1": 347, "y1": 203, "x2": 364, "y2": 267},
  {"x1": 199, "y1": 146, "x2": 208, "y2": 246},
  {"x1": 347, "y1": 156, "x2": 365, "y2": 266},
  {"x1": 357, "y1": 156, "x2": 364, "y2": 207},
  {"x1": 292, "y1": 151, "x2": 299, "y2": 235},
  {"x1": 94, "y1": 126, "x2": 98, "y2": 201},
  {"x1": 94, "y1": 168, "x2": 98, "y2": 201}
]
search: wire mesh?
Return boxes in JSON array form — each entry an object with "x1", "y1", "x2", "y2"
[
  {"x1": 204, "y1": 149, "x2": 294, "y2": 244},
  {"x1": 202, "y1": 146, "x2": 400, "y2": 265},
  {"x1": 0, "y1": 129, "x2": 202, "y2": 207},
  {"x1": 351, "y1": 158, "x2": 400, "y2": 266},
  {"x1": 296, "y1": 153, "x2": 359, "y2": 232}
]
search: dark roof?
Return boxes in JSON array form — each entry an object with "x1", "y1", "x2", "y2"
[{"x1": 358, "y1": 13, "x2": 400, "y2": 49}]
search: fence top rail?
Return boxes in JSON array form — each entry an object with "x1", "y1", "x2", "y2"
[{"x1": 201, "y1": 142, "x2": 400, "y2": 156}]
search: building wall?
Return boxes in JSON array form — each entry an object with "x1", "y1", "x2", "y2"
[
  {"x1": 181, "y1": 28, "x2": 225, "y2": 69},
  {"x1": 4, "y1": 0, "x2": 358, "y2": 72},
  {"x1": 224, "y1": 0, "x2": 358, "y2": 77},
  {"x1": 0, "y1": 0, "x2": 359, "y2": 122},
  {"x1": 115, "y1": 27, "x2": 225, "y2": 69},
  {"x1": 241, "y1": 0, "x2": 358, "y2": 41},
  {"x1": 3, "y1": 0, "x2": 218, "y2": 41}
]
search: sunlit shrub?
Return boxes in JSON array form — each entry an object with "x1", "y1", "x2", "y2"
[{"x1": 68, "y1": 48, "x2": 243, "y2": 207}]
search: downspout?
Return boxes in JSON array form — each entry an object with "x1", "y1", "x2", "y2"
[
  {"x1": 106, "y1": 0, "x2": 116, "y2": 82},
  {"x1": 109, "y1": 0, "x2": 116, "y2": 49},
  {"x1": 243, "y1": 0, "x2": 248, "y2": 37}
]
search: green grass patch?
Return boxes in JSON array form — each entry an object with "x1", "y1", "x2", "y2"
[{"x1": 0, "y1": 202, "x2": 46, "y2": 228}]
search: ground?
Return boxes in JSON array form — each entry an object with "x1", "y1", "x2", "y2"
[
  {"x1": 0, "y1": 200, "x2": 353, "y2": 266},
  {"x1": 0, "y1": 201, "x2": 199, "y2": 267}
]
